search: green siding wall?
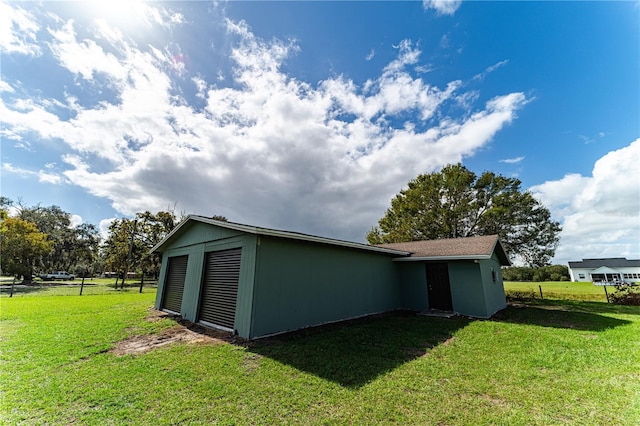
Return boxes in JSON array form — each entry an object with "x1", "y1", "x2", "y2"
[
  {"x1": 448, "y1": 261, "x2": 488, "y2": 318},
  {"x1": 479, "y1": 255, "x2": 507, "y2": 317},
  {"x1": 398, "y1": 262, "x2": 428, "y2": 311},
  {"x1": 396, "y1": 260, "x2": 505, "y2": 318},
  {"x1": 446, "y1": 258, "x2": 506, "y2": 318},
  {"x1": 161, "y1": 222, "x2": 244, "y2": 249},
  {"x1": 250, "y1": 236, "x2": 401, "y2": 338}
]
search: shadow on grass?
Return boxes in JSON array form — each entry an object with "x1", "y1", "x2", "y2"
[
  {"x1": 246, "y1": 312, "x2": 469, "y2": 389},
  {"x1": 494, "y1": 302, "x2": 633, "y2": 331},
  {"x1": 0, "y1": 284, "x2": 50, "y2": 295},
  {"x1": 0, "y1": 282, "x2": 95, "y2": 295},
  {"x1": 243, "y1": 303, "x2": 633, "y2": 387},
  {"x1": 165, "y1": 300, "x2": 636, "y2": 389}
]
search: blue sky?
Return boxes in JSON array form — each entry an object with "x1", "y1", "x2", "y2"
[{"x1": 1, "y1": 0, "x2": 638, "y2": 264}]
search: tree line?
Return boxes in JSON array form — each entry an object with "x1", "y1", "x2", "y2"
[
  {"x1": 0, "y1": 197, "x2": 181, "y2": 283},
  {"x1": 501, "y1": 265, "x2": 570, "y2": 282}
]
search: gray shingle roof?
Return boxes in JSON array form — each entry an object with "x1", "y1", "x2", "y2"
[
  {"x1": 376, "y1": 235, "x2": 511, "y2": 266},
  {"x1": 568, "y1": 258, "x2": 640, "y2": 268}
]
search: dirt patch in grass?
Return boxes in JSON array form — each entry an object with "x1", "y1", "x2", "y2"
[
  {"x1": 479, "y1": 394, "x2": 509, "y2": 408},
  {"x1": 441, "y1": 336, "x2": 456, "y2": 346},
  {"x1": 507, "y1": 302, "x2": 567, "y2": 311},
  {"x1": 112, "y1": 325, "x2": 218, "y2": 355},
  {"x1": 112, "y1": 310, "x2": 242, "y2": 356},
  {"x1": 241, "y1": 353, "x2": 264, "y2": 374},
  {"x1": 144, "y1": 307, "x2": 172, "y2": 322}
]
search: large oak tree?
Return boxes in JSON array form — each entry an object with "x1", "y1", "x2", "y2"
[
  {"x1": 0, "y1": 216, "x2": 53, "y2": 281},
  {"x1": 18, "y1": 204, "x2": 100, "y2": 274},
  {"x1": 366, "y1": 164, "x2": 561, "y2": 266}
]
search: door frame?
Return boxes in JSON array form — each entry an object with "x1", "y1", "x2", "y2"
[
  {"x1": 161, "y1": 254, "x2": 189, "y2": 314},
  {"x1": 425, "y1": 262, "x2": 453, "y2": 311},
  {"x1": 197, "y1": 247, "x2": 242, "y2": 332}
]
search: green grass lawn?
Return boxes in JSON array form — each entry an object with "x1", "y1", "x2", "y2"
[
  {"x1": 504, "y1": 281, "x2": 611, "y2": 302},
  {"x1": 1, "y1": 290, "x2": 639, "y2": 425}
]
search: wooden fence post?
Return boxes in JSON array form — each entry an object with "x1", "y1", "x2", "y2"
[
  {"x1": 9, "y1": 276, "x2": 16, "y2": 298},
  {"x1": 539, "y1": 285, "x2": 543, "y2": 300}
]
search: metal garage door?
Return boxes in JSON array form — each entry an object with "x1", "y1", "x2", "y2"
[
  {"x1": 161, "y1": 255, "x2": 188, "y2": 313},
  {"x1": 198, "y1": 248, "x2": 242, "y2": 330}
]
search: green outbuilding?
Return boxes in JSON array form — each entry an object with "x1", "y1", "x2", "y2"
[{"x1": 151, "y1": 215, "x2": 510, "y2": 339}]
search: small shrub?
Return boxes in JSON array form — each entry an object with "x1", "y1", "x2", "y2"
[
  {"x1": 506, "y1": 290, "x2": 537, "y2": 301},
  {"x1": 609, "y1": 285, "x2": 640, "y2": 306}
]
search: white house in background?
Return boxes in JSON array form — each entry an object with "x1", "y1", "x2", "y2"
[{"x1": 568, "y1": 258, "x2": 640, "y2": 284}]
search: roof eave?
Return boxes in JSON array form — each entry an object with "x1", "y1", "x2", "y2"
[
  {"x1": 493, "y1": 239, "x2": 512, "y2": 266},
  {"x1": 150, "y1": 215, "x2": 411, "y2": 256},
  {"x1": 392, "y1": 255, "x2": 494, "y2": 262},
  {"x1": 150, "y1": 215, "x2": 193, "y2": 254}
]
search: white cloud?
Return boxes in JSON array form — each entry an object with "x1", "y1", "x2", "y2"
[
  {"x1": 365, "y1": 49, "x2": 375, "y2": 61},
  {"x1": 486, "y1": 59, "x2": 509, "y2": 73},
  {"x1": 47, "y1": 20, "x2": 128, "y2": 81},
  {"x1": 3, "y1": 163, "x2": 63, "y2": 184},
  {"x1": 70, "y1": 214, "x2": 83, "y2": 228},
  {"x1": 0, "y1": 14, "x2": 528, "y2": 242},
  {"x1": 192, "y1": 75, "x2": 208, "y2": 98},
  {"x1": 38, "y1": 172, "x2": 62, "y2": 185},
  {"x1": 499, "y1": 156, "x2": 525, "y2": 164},
  {"x1": 80, "y1": 1, "x2": 184, "y2": 31},
  {"x1": 423, "y1": 0, "x2": 462, "y2": 16},
  {"x1": 99, "y1": 218, "x2": 117, "y2": 240},
  {"x1": 0, "y1": 96, "x2": 74, "y2": 143},
  {"x1": 0, "y1": 0, "x2": 41, "y2": 55},
  {"x1": 473, "y1": 59, "x2": 509, "y2": 81},
  {"x1": 0, "y1": 79, "x2": 15, "y2": 93},
  {"x1": 11, "y1": 140, "x2": 30, "y2": 151},
  {"x1": 531, "y1": 139, "x2": 640, "y2": 263},
  {"x1": 323, "y1": 41, "x2": 462, "y2": 123},
  {"x1": 578, "y1": 132, "x2": 606, "y2": 144}
]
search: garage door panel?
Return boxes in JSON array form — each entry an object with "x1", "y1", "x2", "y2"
[
  {"x1": 199, "y1": 248, "x2": 241, "y2": 329},
  {"x1": 162, "y1": 255, "x2": 188, "y2": 313}
]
